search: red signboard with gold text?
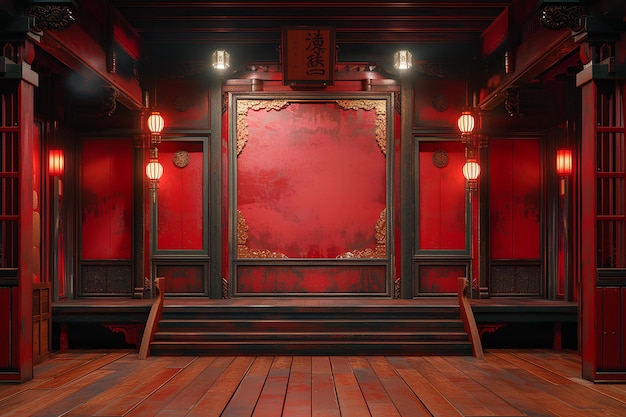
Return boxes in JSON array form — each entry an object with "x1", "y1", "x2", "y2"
[{"x1": 282, "y1": 27, "x2": 335, "y2": 87}]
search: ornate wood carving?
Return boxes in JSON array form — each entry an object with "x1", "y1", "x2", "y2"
[
  {"x1": 394, "y1": 277, "x2": 401, "y2": 299},
  {"x1": 27, "y1": 4, "x2": 76, "y2": 31},
  {"x1": 236, "y1": 100, "x2": 290, "y2": 155},
  {"x1": 503, "y1": 88, "x2": 522, "y2": 117},
  {"x1": 237, "y1": 210, "x2": 288, "y2": 258},
  {"x1": 335, "y1": 99, "x2": 387, "y2": 155},
  {"x1": 222, "y1": 277, "x2": 229, "y2": 299},
  {"x1": 539, "y1": 5, "x2": 587, "y2": 31}
]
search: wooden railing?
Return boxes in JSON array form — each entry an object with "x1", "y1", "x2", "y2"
[
  {"x1": 139, "y1": 277, "x2": 164, "y2": 360},
  {"x1": 457, "y1": 277, "x2": 484, "y2": 359}
]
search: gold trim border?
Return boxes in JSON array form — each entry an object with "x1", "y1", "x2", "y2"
[
  {"x1": 236, "y1": 99, "x2": 290, "y2": 155},
  {"x1": 336, "y1": 208, "x2": 387, "y2": 259},
  {"x1": 335, "y1": 99, "x2": 387, "y2": 155},
  {"x1": 237, "y1": 210, "x2": 288, "y2": 258},
  {"x1": 236, "y1": 99, "x2": 387, "y2": 156}
]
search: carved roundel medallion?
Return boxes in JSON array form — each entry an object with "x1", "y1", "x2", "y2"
[
  {"x1": 173, "y1": 150, "x2": 190, "y2": 168},
  {"x1": 173, "y1": 95, "x2": 190, "y2": 112},
  {"x1": 431, "y1": 95, "x2": 449, "y2": 112},
  {"x1": 432, "y1": 149, "x2": 449, "y2": 168}
]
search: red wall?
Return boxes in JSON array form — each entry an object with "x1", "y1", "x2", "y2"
[
  {"x1": 81, "y1": 140, "x2": 133, "y2": 260},
  {"x1": 418, "y1": 141, "x2": 466, "y2": 251},
  {"x1": 157, "y1": 141, "x2": 205, "y2": 251},
  {"x1": 489, "y1": 139, "x2": 541, "y2": 259}
]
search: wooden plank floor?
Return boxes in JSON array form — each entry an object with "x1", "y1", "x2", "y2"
[{"x1": 1, "y1": 350, "x2": 625, "y2": 417}]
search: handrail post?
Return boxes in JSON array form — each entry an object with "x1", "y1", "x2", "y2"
[
  {"x1": 138, "y1": 277, "x2": 165, "y2": 359},
  {"x1": 458, "y1": 277, "x2": 484, "y2": 359}
]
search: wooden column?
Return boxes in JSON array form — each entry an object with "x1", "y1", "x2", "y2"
[
  {"x1": 576, "y1": 18, "x2": 626, "y2": 382},
  {"x1": 0, "y1": 23, "x2": 39, "y2": 381}
]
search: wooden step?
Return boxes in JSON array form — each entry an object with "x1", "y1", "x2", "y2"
[
  {"x1": 149, "y1": 302, "x2": 473, "y2": 356},
  {"x1": 150, "y1": 340, "x2": 472, "y2": 356}
]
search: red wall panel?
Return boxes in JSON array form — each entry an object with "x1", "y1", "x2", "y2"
[
  {"x1": 0, "y1": 288, "x2": 11, "y2": 368},
  {"x1": 237, "y1": 102, "x2": 386, "y2": 259},
  {"x1": 489, "y1": 139, "x2": 541, "y2": 259},
  {"x1": 418, "y1": 141, "x2": 466, "y2": 250},
  {"x1": 157, "y1": 141, "x2": 204, "y2": 251},
  {"x1": 236, "y1": 265, "x2": 387, "y2": 294},
  {"x1": 156, "y1": 264, "x2": 205, "y2": 295},
  {"x1": 418, "y1": 264, "x2": 467, "y2": 294},
  {"x1": 81, "y1": 140, "x2": 133, "y2": 260},
  {"x1": 0, "y1": 287, "x2": 19, "y2": 370},
  {"x1": 599, "y1": 287, "x2": 622, "y2": 369}
]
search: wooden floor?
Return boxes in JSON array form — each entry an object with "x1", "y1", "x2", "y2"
[{"x1": 1, "y1": 350, "x2": 625, "y2": 417}]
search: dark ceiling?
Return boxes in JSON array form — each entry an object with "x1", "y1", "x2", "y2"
[{"x1": 110, "y1": 0, "x2": 514, "y2": 65}]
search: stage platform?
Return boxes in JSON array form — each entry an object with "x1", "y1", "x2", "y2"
[
  {"x1": 52, "y1": 297, "x2": 578, "y2": 351},
  {"x1": 51, "y1": 296, "x2": 578, "y2": 325}
]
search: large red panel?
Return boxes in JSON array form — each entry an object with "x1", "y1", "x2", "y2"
[
  {"x1": 490, "y1": 139, "x2": 541, "y2": 259},
  {"x1": 418, "y1": 141, "x2": 466, "y2": 250},
  {"x1": 81, "y1": 140, "x2": 133, "y2": 260},
  {"x1": 157, "y1": 141, "x2": 204, "y2": 251},
  {"x1": 236, "y1": 265, "x2": 387, "y2": 294},
  {"x1": 237, "y1": 102, "x2": 386, "y2": 259}
]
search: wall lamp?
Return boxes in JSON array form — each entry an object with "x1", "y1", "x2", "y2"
[
  {"x1": 394, "y1": 50, "x2": 413, "y2": 70},
  {"x1": 463, "y1": 160, "x2": 481, "y2": 190},
  {"x1": 212, "y1": 50, "x2": 230, "y2": 70},
  {"x1": 458, "y1": 110, "x2": 483, "y2": 190},
  {"x1": 48, "y1": 149, "x2": 64, "y2": 176},
  {"x1": 147, "y1": 111, "x2": 164, "y2": 145},
  {"x1": 556, "y1": 148, "x2": 573, "y2": 196},
  {"x1": 556, "y1": 149, "x2": 573, "y2": 176},
  {"x1": 146, "y1": 156, "x2": 163, "y2": 190}
]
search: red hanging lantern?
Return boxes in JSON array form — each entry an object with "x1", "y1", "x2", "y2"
[
  {"x1": 457, "y1": 111, "x2": 475, "y2": 135},
  {"x1": 147, "y1": 112, "x2": 164, "y2": 134},
  {"x1": 145, "y1": 159, "x2": 164, "y2": 182},
  {"x1": 462, "y1": 160, "x2": 481, "y2": 181}
]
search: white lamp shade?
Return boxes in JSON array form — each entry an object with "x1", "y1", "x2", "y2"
[
  {"x1": 212, "y1": 50, "x2": 230, "y2": 69},
  {"x1": 463, "y1": 161, "x2": 481, "y2": 181},
  {"x1": 394, "y1": 50, "x2": 412, "y2": 70},
  {"x1": 147, "y1": 112, "x2": 164, "y2": 134},
  {"x1": 146, "y1": 160, "x2": 164, "y2": 181},
  {"x1": 457, "y1": 112, "x2": 475, "y2": 134}
]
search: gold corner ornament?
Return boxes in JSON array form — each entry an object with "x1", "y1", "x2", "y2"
[
  {"x1": 236, "y1": 210, "x2": 288, "y2": 258},
  {"x1": 335, "y1": 99, "x2": 387, "y2": 155},
  {"x1": 236, "y1": 100, "x2": 290, "y2": 155},
  {"x1": 336, "y1": 208, "x2": 387, "y2": 259}
]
